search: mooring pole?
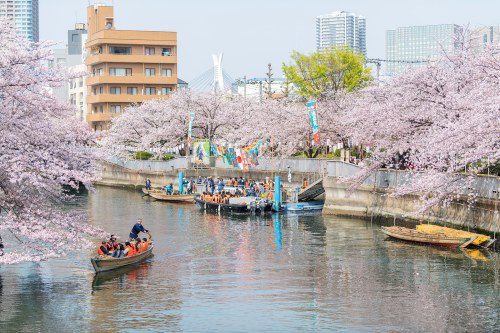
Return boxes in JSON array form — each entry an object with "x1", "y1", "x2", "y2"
[
  {"x1": 178, "y1": 171, "x2": 184, "y2": 194},
  {"x1": 274, "y1": 175, "x2": 281, "y2": 212}
]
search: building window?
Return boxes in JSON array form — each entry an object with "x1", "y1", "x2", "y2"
[
  {"x1": 161, "y1": 68, "x2": 172, "y2": 77},
  {"x1": 145, "y1": 47, "x2": 155, "y2": 55},
  {"x1": 110, "y1": 87, "x2": 121, "y2": 95},
  {"x1": 145, "y1": 68, "x2": 156, "y2": 76},
  {"x1": 79, "y1": 78, "x2": 83, "y2": 87},
  {"x1": 93, "y1": 86, "x2": 103, "y2": 95},
  {"x1": 161, "y1": 87, "x2": 172, "y2": 95},
  {"x1": 145, "y1": 87, "x2": 156, "y2": 95},
  {"x1": 162, "y1": 48, "x2": 172, "y2": 56},
  {"x1": 94, "y1": 68, "x2": 103, "y2": 76},
  {"x1": 110, "y1": 105, "x2": 121, "y2": 113},
  {"x1": 109, "y1": 46, "x2": 131, "y2": 55},
  {"x1": 127, "y1": 87, "x2": 138, "y2": 95},
  {"x1": 109, "y1": 68, "x2": 132, "y2": 76}
]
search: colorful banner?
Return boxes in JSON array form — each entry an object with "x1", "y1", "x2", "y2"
[
  {"x1": 307, "y1": 101, "x2": 320, "y2": 143},
  {"x1": 210, "y1": 140, "x2": 262, "y2": 170},
  {"x1": 187, "y1": 113, "x2": 195, "y2": 143}
]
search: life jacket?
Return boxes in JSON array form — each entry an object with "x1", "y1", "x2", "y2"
[
  {"x1": 98, "y1": 245, "x2": 106, "y2": 255},
  {"x1": 303, "y1": 180, "x2": 309, "y2": 188},
  {"x1": 245, "y1": 181, "x2": 249, "y2": 187},
  {"x1": 127, "y1": 245, "x2": 136, "y2": 256},
  {"x1": 142, "y1": 241, "x2": 149, "y2": 251}
]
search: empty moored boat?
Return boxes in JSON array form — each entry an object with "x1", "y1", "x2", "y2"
[
  {"x1": 91, "y1": 245, "x2": 154, "y2": 273},
  {"x1": 416, "y1": 224, "x2": 495, "y2": 248},
  {"x1": 381, "y1": 226, "x2": 477, "y2": 248},
  {"x1": 149, "y1": 192, "x2": 195, "y2": 203}
]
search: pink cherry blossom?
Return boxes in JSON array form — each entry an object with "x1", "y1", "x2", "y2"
[{"x1": 0, "y1": 19, "x2": 104, "y2": 264}]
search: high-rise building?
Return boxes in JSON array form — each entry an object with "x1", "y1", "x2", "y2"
[
  {"x1": 0, "y1": 0, "x2": 39, "y2": 42},
  {"x1": 85, "y1": 4, "x2": 178, "y2": 131},
  {"x1": 386, "y1": 24, "x2": 462, "y2": 75},
  {"x1": 68, "y1": 23, "x2": 87, "y2": 55},
  {"x1": 316, "y1": 11, "x2": 366, "y2": 55},
  {"x1": 470, "y1": 26, "x2": 500, "y2": 52}
]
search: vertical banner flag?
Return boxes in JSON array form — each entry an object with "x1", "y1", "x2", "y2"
[
  {"x1": 187, "y1": 113, "x2": 195, "y2": 143},
  {"x1": 307, "y1": 101, "x2": 320, "y2": 143}
]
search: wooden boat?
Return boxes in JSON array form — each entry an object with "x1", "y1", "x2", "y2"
[
  {"x1": 91, "y1": 245, "x2": 154, "y2": 273},
  {"x1": 142, "y1": 188, "x2": 163, "y2": 196},
  {"x1": 416, "y1": 224, "x2": 495, "y2": 248},
  {"x1": 194, "y1": 196, "x2": 273, "y2": 214},
  {"x1": 149, "y1": 192, "x2": 195, "y2": 203},
  {"x1": 381, "y1": 226, "x2": 477, "y2": 248}
]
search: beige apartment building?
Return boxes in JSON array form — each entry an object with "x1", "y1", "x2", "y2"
[{"x1": 85, "y1": 4, "x2": 177, "y2": 130}]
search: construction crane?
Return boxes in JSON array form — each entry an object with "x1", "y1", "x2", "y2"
[{"x1": 365, "y1": 58, "x2": 428, "y2": 80}]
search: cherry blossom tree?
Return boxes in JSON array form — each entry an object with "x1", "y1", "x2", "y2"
[
  {"x1": 340, "y1": 36, "x2": 499, "y2": 210},
  {"x1": 103, "y1": 90, "x2": 257, "y2": 157},
  {"x1": 0, "y1": 19, "x2": 103, "y2": 263}
]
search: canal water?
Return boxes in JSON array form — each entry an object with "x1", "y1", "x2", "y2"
[{"x1": 0, "y1": 187, "x2": 498, "y2": 332}]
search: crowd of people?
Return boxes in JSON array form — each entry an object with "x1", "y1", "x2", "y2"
[{"x1": 97, "y1": 219, "x2": 151, "y2": 258}]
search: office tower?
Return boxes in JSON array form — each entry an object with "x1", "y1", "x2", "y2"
[
  {"x1": 316, "y1": 11, "x2": 366, "y2": 55},
  {"x1": 0, "y1": 0, "x2": 39, "y2": 42},
  {"x1": 386, "y1": 24, "x2": 462, "y2": 75},
  {"x1": 85, "y1": 4, "x2": 178, "y2": 130}
]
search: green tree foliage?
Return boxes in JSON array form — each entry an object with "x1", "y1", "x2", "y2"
[{"x1": 282, "y1": 47, "x2": 372, "y2": 100}]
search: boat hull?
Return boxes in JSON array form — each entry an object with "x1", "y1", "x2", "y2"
[
  {"x1": 91, "y1": 246, "x2": 154, "y2": 273},
  {"x1": 416, "y1": 224, "x2": 494, "y2": 248},
  {"x1": 149, "y1": 192, "x2": 194, "y2": 203},
  {"x1": 283, "y1": 201, "x2": 324, "y2": 212},
  {"x1": 194, "y1": 197, "x2": 273, "y2": 214},
  {"x1": 381, "y1": 226, "x2": 476, "y2": 248}
]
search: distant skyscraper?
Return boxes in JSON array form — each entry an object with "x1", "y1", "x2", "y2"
[
  {"x1": 68, "y1": 23, "x2": 87, "y2": 55},
  {"x1": 386, "y1": 24, "x2": 462, "y2": 75},
  {"x1": 316, "y1": 11, "x2": 366, "y2": 55},
  {"x1": 470, "y1": 26, "x2": 500, "y2": 52},
  {"x1": 0, "y1": 0, "x2": 39, "y2": 42}
]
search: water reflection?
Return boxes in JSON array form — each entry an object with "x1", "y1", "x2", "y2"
[{"x1": 0, "y1": 187, "x2": 498, "y2": 332}]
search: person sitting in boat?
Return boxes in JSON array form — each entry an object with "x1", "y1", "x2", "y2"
[
  {"x1": 166, "y1": 183, "x2": 173, "y2": 195},
  {"x1": 114, "y1": 243, "x2": 125, "y2": 258},
  {"x1": 98, "y1": 241, "x2": 113, "y2": 256},
  {"x1": 145, "y1": 178, "x2": 152, "y2": 190},
  {"x1": 124, "y1": 241, "x2": 136, "y2": 257},
  {"x1": 140, "y1": 238, "x2": 150, "y2": 252},
  {"x1": 129, "y1": 218, "x2": 149, "y2": 241}
]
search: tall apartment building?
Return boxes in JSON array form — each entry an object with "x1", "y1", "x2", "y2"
[
  {"x1": 0, "y1": 0, "x2": 39, "y2": 42},
  {"x1": 85, "y1": 4, "x2": 177, "y2": 130},
  {"x1": 386, "y1": 24, "x2": 462, "y2": 75},
  {"x1": 316, "y1": 11, "x2": 366, "y2": 55}
]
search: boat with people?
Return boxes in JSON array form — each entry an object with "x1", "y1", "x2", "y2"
[
  {"x1": 142, "y1": 188, "x2": 163, "y2": 196},
  {"x1": 415, "y1": 224, "x2": 495, "y2": 248},
  {"x1": 91, "y1": 219, "x2": 153, "y2": 273},
  {"x1": 91, "y1": 243, "x2": 153, "y2": 273},
  {"x1": 195, "y1": 194, "x2": 273, "y2": 213},
  {"x1": 381, "y1": 226, "x2": 477, "y2": 248}
]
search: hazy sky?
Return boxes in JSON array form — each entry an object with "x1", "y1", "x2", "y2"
[{"x1": 41, "y1": 0, "x2": 499, "y2": 81}]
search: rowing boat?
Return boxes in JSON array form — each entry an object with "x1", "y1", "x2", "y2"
[
  {"x1": 142, "y1": 188, "x2": 163, "y2": 196},
  {"x1": 381, "y1": 226, "x2": 477, "y2": 248},
  {"x1": 91, "y1": 245, "x2": 154, "y2": 273},
  {"x1": 149, "y1": 192, "x2": 194, "y2": 203},
  {"x1": 416, "y1": 224, "x2": 495, "y2": 248}
]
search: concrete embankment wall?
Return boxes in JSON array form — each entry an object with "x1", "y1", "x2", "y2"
[
  {"x1": 97, "y1": 158, "x2": 499, "y2": 233},
  {"x1": 323, "y1": 177, "x2": 499, "y2": 233}
]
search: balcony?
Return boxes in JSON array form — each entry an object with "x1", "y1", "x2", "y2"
[
  {"x1": 86, "y1": 112, "x2": 118, "y2": 123},
  {"x1": 86, "y1": 75, "x2": 177, "y2": 86},
  {"x1": 86, "y1": 53, "x2": 177, "y2": 65},
  {"x1": 86, "y1": 93, "x2": 171, "y2": 104}
]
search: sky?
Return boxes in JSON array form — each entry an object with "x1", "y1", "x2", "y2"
[{"x1": 41, "y1": 0, "x2": 499, "y2": 81}]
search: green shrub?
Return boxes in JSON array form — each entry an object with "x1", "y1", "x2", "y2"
[
  {"x1": 134, "y1": 151, "x2": 154, "y2": 160},
  {"x1": 162, "y1": 154, "x2": 175, "y2": 161}
]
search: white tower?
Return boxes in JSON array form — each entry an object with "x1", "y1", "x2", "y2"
[{"x1": 212, "y1": 53, "x2": 224, "y2": 92}]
